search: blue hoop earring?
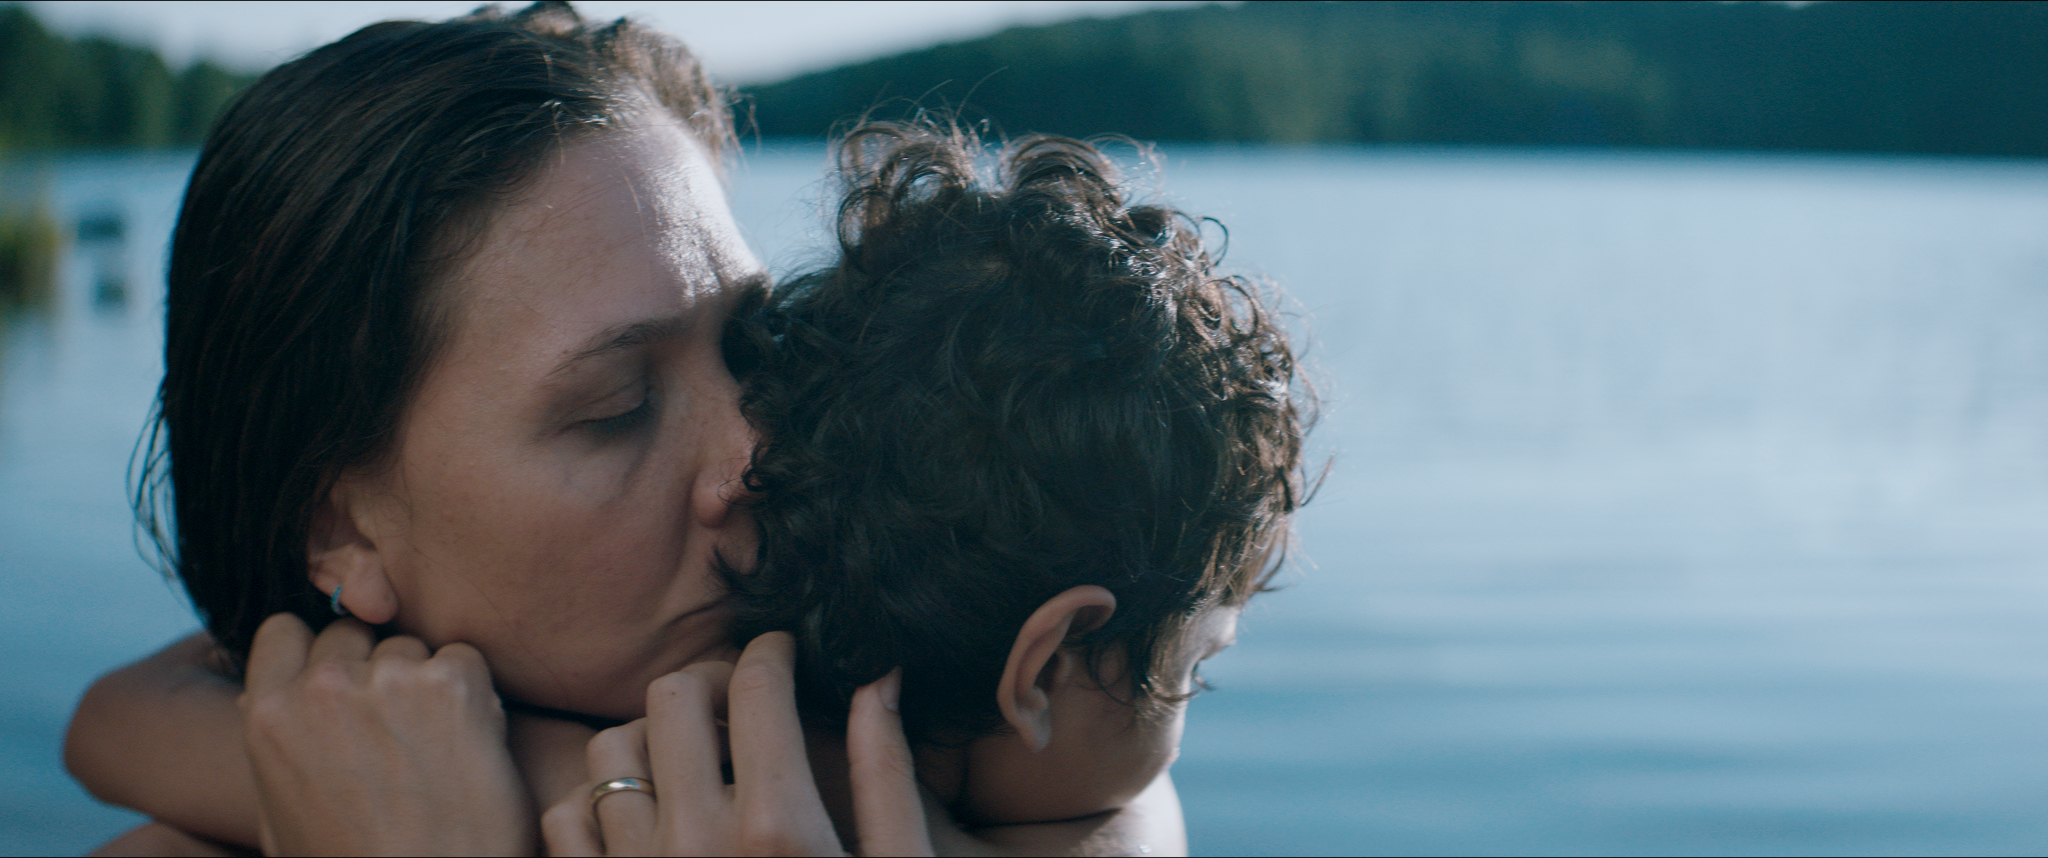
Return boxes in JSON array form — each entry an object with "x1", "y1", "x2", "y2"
[{"x1": 330, "y1": 585, "x2": 350, "y2": 617}]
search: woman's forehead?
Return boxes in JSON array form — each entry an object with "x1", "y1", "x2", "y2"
[
  {"x1": 489, "y1": 127, "x2": 751, "y2": 280},
  {"x1": 436, "y1": 127, "x2": 756, "y2": 363}
]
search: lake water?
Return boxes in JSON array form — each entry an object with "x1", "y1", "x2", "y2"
[{"x1": 4, "y1": 144, "x2": 2047, "y2": 856}]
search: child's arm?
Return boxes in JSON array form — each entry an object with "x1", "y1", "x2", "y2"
[
  {"x1": 87, "y1": 821, "x2": 254, "y2": 857},
  {"x1": 65, "y1": 631, "x2": 262, "y2": 848},
  {"x1": 965, "y1": 772, "x2": 1188, "y2": 857},
  {"x1": 67, "y1": 629, "x2": 601, "y2": 853}
]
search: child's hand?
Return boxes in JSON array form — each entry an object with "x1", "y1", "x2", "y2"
[
  {"x1": 239, "y1": 613, "x2": 534, "y2": 856},
  {"x1": 543, "y1": 631, "x2": 932, "y2": 856}
]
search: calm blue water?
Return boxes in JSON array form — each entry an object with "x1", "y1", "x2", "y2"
[{"x1": 4, "y1": 145, "x2": 2048, "y2": 856}]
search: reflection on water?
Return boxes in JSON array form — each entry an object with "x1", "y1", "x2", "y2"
[
  {"x1": 74, "y1": 208, "x2": 130, "y2": 312},
  {"x1": 0, "y1": 198, "x2": 58, "y2": 408},
  {"x1": 0, "y1": 177, "x2": 61, "y2": 316},
  {"x1": 0, "y1": 150, "x2": 201, "y2": 855},
  {"x1": 1155, "y1": 147, "x2": 2048, "y2": 857},
  {"x1": 4, "y1": 146, "x2": 2048, "y2": 855}
]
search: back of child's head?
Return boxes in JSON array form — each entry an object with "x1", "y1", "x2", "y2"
[{"x1": 722, "y1": 121, "x2": 1309, "y2": 745}]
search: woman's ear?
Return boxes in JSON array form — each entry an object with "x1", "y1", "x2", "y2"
[
  {"x1": 306, "y1": 473, "x2": 400, "y2": 625},
  {"x1": 995, "y1": 585, "x2": 1117, "y2": 752}
]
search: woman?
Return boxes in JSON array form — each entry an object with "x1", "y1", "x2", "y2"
[{"x1": 65, "y1": 3, "x2": 1184, "y2": 853}]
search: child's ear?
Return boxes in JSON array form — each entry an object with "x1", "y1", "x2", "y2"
[
  {"x1": 306, "y1": 472, "x2": 400, "y2": 625},
  {"x1": 995, "y1": 585, "x2": 1117, "y2": 752}
]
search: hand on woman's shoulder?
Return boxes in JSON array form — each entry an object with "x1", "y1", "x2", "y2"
[
  {"x1": 89, "y1": 821, "x2": 255, "y2": 857},
  {"x1": 67, "y1": 631, "x2": 261, "y2": 847}
]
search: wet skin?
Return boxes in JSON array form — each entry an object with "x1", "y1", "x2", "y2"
[{"x1": 318, "y1": 119, "x2": 764, "y2": 721}]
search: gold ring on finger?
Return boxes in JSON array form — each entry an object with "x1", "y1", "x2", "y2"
[{"x1": 590, "y1": 777, "x2": 656, "y2": 809}]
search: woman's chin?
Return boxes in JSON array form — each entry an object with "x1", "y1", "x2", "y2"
[{"x1": 508, "y1": 637, "x2": 742, "y2": 722}]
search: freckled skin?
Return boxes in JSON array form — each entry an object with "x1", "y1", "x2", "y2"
[
  {"x1": 326, "y1": 117, "x2": 1217, "y2": 834},
  {"x1": 349, "y1": 123, "x2": 763, "y2": 721}
]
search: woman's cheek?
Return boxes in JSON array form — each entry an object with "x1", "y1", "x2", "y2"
[{"x1": 552, "y1": 423, "x2": 661, "y2": 504}]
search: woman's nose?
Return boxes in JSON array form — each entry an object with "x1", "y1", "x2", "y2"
[{"x1": 689, "y1": 379, "x2": 757, "y2": 530}]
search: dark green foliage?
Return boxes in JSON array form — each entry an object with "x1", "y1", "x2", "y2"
[
  {"x1": 0, "y1": 202, "x2": 58, "y2": 309},
  {"x1": 745, "y1": 1, "x2": 2048, "y2": 157},
  {"x1": 0, "y1": 4, "x2": 258, "y2": 152}
]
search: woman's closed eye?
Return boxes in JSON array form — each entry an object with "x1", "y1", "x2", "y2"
[{"x1": 580, "y1": 382, "x2": 657, "y2": 438}]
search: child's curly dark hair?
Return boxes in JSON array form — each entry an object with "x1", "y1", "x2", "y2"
[{"x1": 720, "y1": 120, "x2": 1311, "y2": 745}]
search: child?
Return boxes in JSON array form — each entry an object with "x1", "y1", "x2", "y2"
[{"x1": 714, "y1": 120, "x2": 1310, "y2": 827}]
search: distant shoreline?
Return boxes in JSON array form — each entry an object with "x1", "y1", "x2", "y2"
[
  {"x1": 9, "y1": 2, "x2": 2046, "y2": 161},
  {"x1": 741, "y1": 1, "x2": 2048, "y2": 160}
]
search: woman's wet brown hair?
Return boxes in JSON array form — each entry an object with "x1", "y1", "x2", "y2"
[{"x1": 136, "y1": 1, "x2": 733, "y2": 662}]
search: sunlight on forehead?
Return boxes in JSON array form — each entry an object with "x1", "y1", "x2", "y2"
[
  {"x1": 428, "y1": 124, "x2": 754, "y2": 394},
  {"x1": 596, "y1": 115, "x2": 760, "y2": 300}
]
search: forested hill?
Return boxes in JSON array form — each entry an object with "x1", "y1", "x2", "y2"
[
  {"x1": 743, "y1": 1, "x2": 2048, "y2": 159},
  {"x1": 4, "y1": 1, "x2": 2041, "y2": 158},
  {"x1": 0, "y1": 4, "x2": 253, "y2": 153}
]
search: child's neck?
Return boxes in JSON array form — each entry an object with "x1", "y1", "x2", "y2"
[{"x1": 798, "y1": 726, "x2": 990, "y2": 851}]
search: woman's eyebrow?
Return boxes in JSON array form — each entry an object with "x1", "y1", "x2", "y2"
[{"x1": 549, "y1": 317, "x2": 686, "y2": 377}]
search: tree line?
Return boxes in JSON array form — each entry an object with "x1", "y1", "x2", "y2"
[
  {"x1": 744, "y1": 0, "x2": 2048, "y2": 159},
  {"x1": 0, "y1": 4, "x2": 254, "y2": 153},
  {"x1": 2, "y1": 2, "x2": 2043, "y2": 158}
]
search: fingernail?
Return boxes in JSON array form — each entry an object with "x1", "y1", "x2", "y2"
[{"x1": 880, "y1": 668, "x2": 901, "y2": 713}]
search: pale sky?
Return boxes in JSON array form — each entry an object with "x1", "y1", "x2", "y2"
[{"x1": 25, "y1": 0, "x2": 1213, "y2": 85}]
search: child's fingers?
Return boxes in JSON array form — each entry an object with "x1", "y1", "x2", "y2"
[
  {"x1": 242, "y1": 613, "x2": 313, "y2": 695},
  {"x1": 846, "y1": 669, "x2": 932, "y2": 856}
]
